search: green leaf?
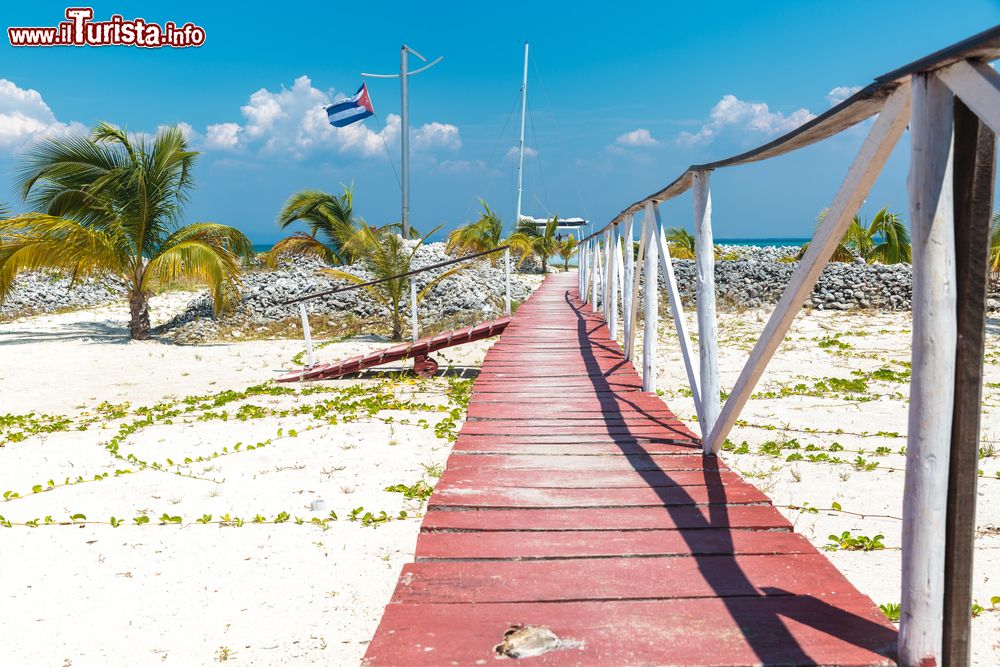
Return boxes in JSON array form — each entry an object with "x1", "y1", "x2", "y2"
[
  {"x1": 31, "y1": 484, "x2": 43, "y2": 494},
  {"x1": 69, "y1": 513, "x2": 86, "y2": 522},
  {"x1": 831, "y1": 501, "x2": 842, "y2": 511},
  {"x1": 134, "y1": 515, "x2": 150, "y2": 525}
]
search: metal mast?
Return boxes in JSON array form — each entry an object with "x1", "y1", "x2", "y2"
[{"x1": 515, "y1": 42, "x2": 529, "y2": 226}]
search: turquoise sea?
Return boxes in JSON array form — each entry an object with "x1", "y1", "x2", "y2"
[{"x1": 252, "y1": 238, "x2": 810, "y2": 253}]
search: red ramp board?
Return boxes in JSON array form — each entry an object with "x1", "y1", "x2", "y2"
[{"x1": 277, "y1": 316, "x2": 510, "y2": 382}]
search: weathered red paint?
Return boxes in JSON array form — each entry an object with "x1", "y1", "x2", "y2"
[{"x1": 362, "y1": 273, "x2": 897, "y2": 666}]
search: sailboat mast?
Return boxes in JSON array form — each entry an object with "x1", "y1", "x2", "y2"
[{"x1": 514, "y1": 42, "x2": 529, "y2": 226}]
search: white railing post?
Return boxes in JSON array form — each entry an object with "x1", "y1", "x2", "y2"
[
  {"x1": 900, "y1": 72, "x2": 956, "y2": 667},
  {"x1": 591, "y1": 238, "x2": 599, "y2": 306},
  {"x1": 577, "y1": 241, "x2": 584, "y2": 298},
  {"x1": 653, "y1": 210, "x2": 703, "y2": 422},
  {"x1": 504, "y1": 248, "x2": 512, "y2": 316},
  {"x1": 410, "y1": 277, "x2": 419, "y2": 342},
  {"x1": 608, "y1": 225, "x2": 619, "y2": 337},
  {"x1": 693, "y1": 170, "x2": 721, "y2": 441},
  {"x1": 641, "y1": 202, "x2": 659, "y2": 393},
  {"x1": 299, "y1": 302, "x2": 315, "y2": 368},
  {"x1": 622, "y1": 214, "x2": 635, "y2": 346},
  {"x1": 602, "y1": 230, "x2": 611, "y2": 321}
]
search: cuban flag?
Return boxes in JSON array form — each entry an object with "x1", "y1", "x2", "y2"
[{"x1": 325, "y1": 84, "x2": 375, "y2": 128}]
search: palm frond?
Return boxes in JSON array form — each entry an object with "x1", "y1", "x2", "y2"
[
  {"x1": 277, "y1": 187, "x2": 360, "y2": 263},
  {"x1": 262, "y1": 232, "x2": 336, "y2": 268},
  {"x1": 0, "y1": 214, "x2": 124, "y2": 300},
  {"x1": 143, "y1": 239, "x2": 244, "y2": 314}
]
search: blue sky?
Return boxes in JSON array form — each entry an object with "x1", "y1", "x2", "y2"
[{"x1": 2, "y1": 1, "x2": 999, "y2": 243}]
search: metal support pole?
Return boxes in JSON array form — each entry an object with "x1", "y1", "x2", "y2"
[
  {"x1": 693, "y1": 170, "x2": 721, "y2": 439},
  {"x1": 299, "y1": 303, "x2": 315, "y2": 368},
  {"x1": 400, "y1": 46, "x2": 410, "y2": 238},
  {"x1": 642, "y1": 203, "x2": 659, "y2": 393},
  {"x1": 504, "y1": 248, "x2": 512, "y2": 315},
  {"x1": 901, "y1": 72, "x2": 956, "y2": 667}
]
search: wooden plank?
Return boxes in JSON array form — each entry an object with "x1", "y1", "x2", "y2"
[
  {"x1": 420, "y1": 504, "x2": 790, "y2": 532},
  {"x1": 937, "y1": 59, "x2": 1000, "y2": 136},
  {"x1": 943, "y1": 94, "x2": 995, "y2": 667},
  {"x1": 363, "y1": 596, "x2": 897, "y2": 666},
  {"x1": 415, "y1": 529, "x2": 812, "y2": 561},
  {"x1": 704, "y1": 83, "x2": 912, "y2": 454},
  {"x1": 901, "y1": 72, "x2": 956, "y2": 667},
  {"x1": 393, "y1": 553, "x2": 864, "y2": 604},
  {"x1": 436, "y1": 467, "x2": 745, "y2": 490},
  {"x1": 441, "y1": 454, "x2": 724, "y2": 472},
  {"x1": 427, "y1": 482, "x2": 770, "y2": 509}
]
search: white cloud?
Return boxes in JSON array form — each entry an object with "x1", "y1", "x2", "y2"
[
  {"x1": 615, "y1": 128, "x2": 658, "y2": 147},
  {"x1": 413, "y1": 122, "x2": 461, "y2": 151},
  {"x1": 827, "y1": 85, "x2": 862, "y2": 106},
  {"x1": 204, "y1": 122, "x2": 242, "y2": 149},
  {"x1": 678, "y1": 94, "x2": 815, "y2": 146},
  {"x1": 209, "y1": 75, "x2": 460, "y2": 159},
  {"x1": 505, "y1": 145, "x2": 538, "y2": 159},
  {"x1": 438, "y1": 159, "x2": 487, "y2": 174},
  {"x1": 0, "y1": 79, "x2": 86, "y2": 148}
]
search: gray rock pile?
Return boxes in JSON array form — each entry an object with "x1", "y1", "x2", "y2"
[
  {"x1": 667, "y1": 257, "x2": 914, "y2": 311},
  {"x1": 0, "y1": 271, "x2": 126, "y2": 319},
  {"x1": 160, "y1": 242, "x2": 536, "y2": 341}
]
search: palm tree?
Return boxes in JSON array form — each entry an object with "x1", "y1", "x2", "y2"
[
  {"x1": 325, "y1": 226, "x2": 464, "y2": 341},
  {"x1": 664, "y1": 227, "x2": 696, "y2": 259},
  {"x1": 446, "y1": 200, "x2": 504, "y2": 263},
  {"x1": 989, "y1": 212, "x2": 1000, "y2": 277},
  {"x1": 508, "y1": 216, "x2": 560, "y2": 273},
  {"x1": 0, "y1": 122, "x2": 252, "y2": 339},
  {"x1": 264, "y1": 187, "x2": 364, "y2": 268},
  {"x1": 798, "y1": 207, "x2": 910, "y2": 264},
  {"x1": 557, "y1": 236, "x2": 578, "y2": 270}
]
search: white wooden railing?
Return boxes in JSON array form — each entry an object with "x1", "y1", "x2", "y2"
[{"x1": 577, "y1": 26, "x2": 1000, "y2": 667}]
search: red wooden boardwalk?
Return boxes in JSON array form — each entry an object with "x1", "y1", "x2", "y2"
[{"x1": 363, "y1": 273, "x2": 897, "y2": 666}]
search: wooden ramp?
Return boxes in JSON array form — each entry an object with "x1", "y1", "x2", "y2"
[{"x1": 363, "y1": 273, "x2": 897, "y2": 666}]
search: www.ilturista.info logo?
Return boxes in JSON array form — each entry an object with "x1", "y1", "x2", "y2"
[{"x1": 8, "y1": 7, "x2": 206, "y2": 48}]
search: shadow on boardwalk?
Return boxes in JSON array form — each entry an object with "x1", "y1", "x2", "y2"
[{"x1": 568, "y1": 289, "x2": 898, "y2": 664}]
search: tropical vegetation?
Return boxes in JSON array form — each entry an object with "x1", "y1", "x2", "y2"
[
  {"x1": 508, "y1": 216, "x2": 561, "y2": 273},
  {"x1": 0, "y1": 122, "x2": 253, "y2": 339},
  {"x1": 264, "y1": 187, "x2": 364, "y2": 268},
  {"x1": 445, "y1": 200, "x2": 504, "y2": 262},
  {"x1": 799, "y1": 207, "x2": 911, "y2": 264},
  {"x1": 325, "y1": 225, "x2": 463, "y2": 340},
  {"x1": 558, "y1": 236, "x2": 578, "y2": 270},
  {"x1": 664, "y1": 227, "x2": 696, "y2": 259}
]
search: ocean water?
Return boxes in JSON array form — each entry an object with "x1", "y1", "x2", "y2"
[
  {"x1": 715, "y1": 238, "x2": 809, "y2": 247},
  {"x1": 252, "y1": 238, "x2": 810, "y2": 253}
]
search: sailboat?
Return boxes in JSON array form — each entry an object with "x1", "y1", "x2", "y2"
[{"x1": 512, "y1": 42, "x2": 588, "y2": 240}]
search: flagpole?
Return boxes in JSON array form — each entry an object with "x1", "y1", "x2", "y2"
[
  {"x1": 362, "y1": 46, "x2": 443, "y2": 341},
  {"x1": 401, "y1": 46, "x2": 410, "y2": 239}
]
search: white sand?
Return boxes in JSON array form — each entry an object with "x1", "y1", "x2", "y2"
[
  {"x1": 0, "y1": 293, "x2": 495, "y2": 665},
  {"x1": 649, "y1": 307, "x2": 1000, "y2": 665},
  {"x1": 2, "y1": 292, "x2": 998, "y2": 664}
]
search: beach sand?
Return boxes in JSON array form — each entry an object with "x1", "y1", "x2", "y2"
[
  {"x1": 1, "y1": 292, "x2": 998, "y2": 664},
  {"x1": 0, "y1": 293, "x2": 495, "y2": 666}
]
